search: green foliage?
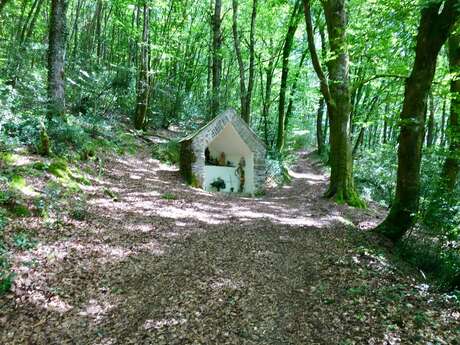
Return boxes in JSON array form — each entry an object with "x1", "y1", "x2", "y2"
[
  {"x1": 397, "y1": 239, "x2": 460, "y2": 291},
  {"x1": 103, "y1": 188, "x2": 119, "y2": 201},
  {"x1": 0, "y1": 179, "x2": 15, "y2": 206},
  {"x1": 0, "y1": 209, "x2": 8, "y2": 231},
  {"x1": 11, "y1": 204, "x2": 31, "y2": 217},
  {"x1": 10, "y1": 175, "x2": 26, "y2": 190},
  {"x1": 0, "y1": 152, "x2": 16, "y2": 165},
  {"x1": 32, "y1": 161, "x2": 49, "y2": 171},
  {"x1": 355, "y1": 145, "x2": 460, "y2": 289},
  {"x1": 0, "y1": 260, "x2": 13, "y2": 296},
  {"x1": 48, "y1": 159, "x2": 70, "y2": 178},
  {"x1": 190, "y1": 174, "x2": 201, "y2": 188},
  {"x1": 254, "y1": 189, "x2": 266, "y2": 197},
  {"x1": 12, "y1": 232, "x2": 37, "y2": 250},
  {"x1": 69, "y1": 197, "x2": 89, "y2": 221},
  {"x1": 38, "y1": 125, "x2": 51, "y2": 156},
  {"x1": 354, "y1": 145, "x2": 397, "y2": 206},
  {"x1": 33, "y1": 180, "x2": 67, "y2": 227},
  {"x1": 161, "y1": 192, "x2": 177, "y2": 200},
  {"x1": 266, "y1": 151, "x2": 294, "y2": 186},
  {"x1": 0, "y1": 208, "x2": 12, "y2": 295},
  {"x1": 0, "y1": 175, "x2": 31, "y2": 217},
  {"x1": 152, "y1": 140, "x2": 181, "y2": 165}
]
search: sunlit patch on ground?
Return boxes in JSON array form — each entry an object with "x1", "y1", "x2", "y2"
[
  {"x1": 137, "y1": 240, "x2": 165, "y2": 255},
  {"x1": 210, "y1": 277, "x2": 244, "y2": 290},
  {"x1": 143, "y1": 316, "x2": 187, "y2": 330},
  {"x1": 29, "y1": 291, "x2": 73, "y2": 313},
  {"x1": 79, "y1": 299, "x2": 116, "y2": 323}
]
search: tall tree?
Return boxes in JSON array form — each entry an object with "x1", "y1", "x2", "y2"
[
  {"x1": 285, "y1": 48, "x2": 308, "y2": 130},
  {"x1": 211, "y1": 0, "x2": 222, "y2": 118},
  {"x1": 303, "y1": 0, "x2": 363, "y2": 206},
  {"x1": 441, "y1": 28, "x2": 460, "y2": 193},
  {"x1": 232, "y1": 0, "x2": 257, "y2": 124},
  {"x1": 47, "y1": 0, "x2": 68, "y2": 118},
  {"x1": 375, "y1": 1, "x2": 460, "y2": 242},
  {"x1": 276, "y1": 0, "x2": 301, "y2": 152},
  {"x1": 316, "y1": 24, "x2": 327, "y2": 156},
  {"x1": 316, "y1": 97, "x2": 326, "y2": 154},
  {"x1": 134, "y1": 2, "x2": 150, "y2": 130}
]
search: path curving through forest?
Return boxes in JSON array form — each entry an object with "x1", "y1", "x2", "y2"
[{"x1": 1, "y1": 150, "x2": 459, "y2": 344}]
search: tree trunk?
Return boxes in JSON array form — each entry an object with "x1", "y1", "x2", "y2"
[
  {"x1": 276, "y1": 0, "x2": 301, "y2": 152},
  {"x1": 375, "y1": 1, "x2": 459, "y2": 242},
  {"x1": 134, "y1": 3, "x2": 150, "y2": 130},
  {"x1": 245, "y1": 0, "x2": 257, "y2": 123},
  {"x1": 440, "y1": 98, "x2": 447, "y2": 146},
  {"x1": 352, "y1": 95, "x2": 379, "y2": 156},
  {"x1": 383, "y1": 103, "x2": 389, "y2": 144},
  {"x1": 211, "y1": 0, "x2": 222, "y2": 118},
  {"x1": 285, "y1": 48, "x2": 308, "y2": 131},
  {"x1": 426, "y1": 92, "x2": 435, "y2": 147},
  {"x1": 303, "y1": 0, "x2": 361, "y2": 206},
  {"x1": 47, "y1": 0, "x2": 68, "y2": 118},
  {"x1": 19, "y1": 0, "x2": 40, "y2": 43},
  {"x1": 322, "y1": 0, "x2": 363, "y2": 206},
  {"x1": 261, "y1": 58, "x2": 275, "y2": 146},
  {"x1": 232, "y1": 0, "x2": 247, "y2": 121},
  {"x1": 70, "y1": 0, "x2": 84, "y2": 62},
  {"x1": 95, "y1": 0, "x2": 104, "y2": 61},
  {"x1": 440, "y1": 31, "x2": 460, "y2": 193},
  {"x1": 24, "y1": 0, "x2": 45, "y2": 42},
  {"x1": 316, "y1": 97, "x2": 325, "y2": 154}
]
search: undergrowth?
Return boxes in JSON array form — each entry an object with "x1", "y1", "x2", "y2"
[
  {"x1": 354, "y1": 146, "x2": 460, "y2": 291},
  {"x1": 152, "y1": 140, "x2": 180, "y2": 165}
]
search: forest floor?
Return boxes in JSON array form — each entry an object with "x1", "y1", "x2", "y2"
[{"x1": 1, "y1": 147, "x2": 459, "y2": 344}]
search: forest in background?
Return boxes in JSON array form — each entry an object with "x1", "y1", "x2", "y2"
[{"x1": 0, "y1": 0, "x2": 459, "y2": 293}]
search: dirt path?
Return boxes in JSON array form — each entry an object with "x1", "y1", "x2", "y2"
[{"x1": 1, "y1": 151, "x2": 459, "y2": 344}]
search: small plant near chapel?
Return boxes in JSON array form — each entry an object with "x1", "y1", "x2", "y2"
[{"x1": 161, "y1": 192, "x2": 177, "y2": 200}]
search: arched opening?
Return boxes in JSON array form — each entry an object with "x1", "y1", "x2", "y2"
[{"x1": 203, "y1": 123, "x2": 255, "y2": 193}]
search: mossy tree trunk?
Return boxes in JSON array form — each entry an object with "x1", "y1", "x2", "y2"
[
  {"x1": 441, "y1": 30, "x2": 460, "y2": 193},
  {"x1": 303, "y1": 0, "x2": 363, "y2": 207},
  {"x1": 375, "y1": 2, "x2": 459, "y2": 242},
  {"x1": 47, "y1": 0, "x2": 68, "y2": 118}
]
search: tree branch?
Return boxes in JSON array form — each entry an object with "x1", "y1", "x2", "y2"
[
  {"x1": 352, "y1": 73, "x2": 408, "y2": 92},
  {"x1": 302, "y1": 0, "x2": 331, "y2": 104}
]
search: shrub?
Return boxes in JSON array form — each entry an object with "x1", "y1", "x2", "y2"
[
  {"x1": 265, "y1": 150, "x2": 294, "y2": 186},
  {"x1": 0, "y1": 258, "x2": 13, "y2": 296},
  {"x1": 397, "y1": 239, "x2": 460, "y2": 290},
  {"x1": 12, "y1": 232, "x2": 37, "y2": 250},
  {"x1": 161, "y1": 192, "x2": 177, "y2": 200},
  {"x1": 354, "y1": 145, "x2": 397, "y2": 206},
  {"x1": 69, "y1": 197, "x2": 88, "y2": 220},
  {"x1": 0, "y1": 210, "x2": 12, "y2": 296},
  {"x1": 152, "y1": 140, "x2": 180, "y2": 165},
  {"x1": 355, "y1": 145, "x2": 460, "y2": 290},
  {"x1": 48, "y1": 159, "x2": 70, "y2": 179}
]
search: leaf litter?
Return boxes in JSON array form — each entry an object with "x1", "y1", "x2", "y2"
[{"x1": 1, "y1": 150, "x2": 459, "y2": 344}]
